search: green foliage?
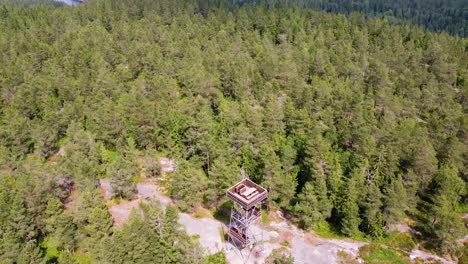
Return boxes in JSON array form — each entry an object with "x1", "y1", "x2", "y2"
[
  {"x1": 141, "y1": 153, "x2": 162, "y2": 178},
  {"x1": 95, "y1": 202, "x2": 204, "y2": 264},
  {"x1": 338, "y1": 164, "x2": 365, "y2": 237},
  {"x1": 108, "y1": 157, "x2": 137, "y2": 199},
  {"x1": 57, "y1": 251, "x2": 78, "y2": 264},
  {"x1": 17, "y1": 243, "x2": 44, "y2": 264},
  {"x1": 0, "y1": 0, "x2": 466, "y2": 260},
  {"x1": 242, "y1": 0, "x2": 468, "y2": 36},
  {"x1": 42, "y1": 235, "x2": 60, "y2": 261},
  {"x1": 383, "y1": 179, "x2": 408, "y2": 227},
  {"x1": 44, "y1": 197, "x2": 77, "y2": 251},
  {"x1": 312, "y1": 220, "x2": 344, "y2": 239},
  {"x1": 170, "y1": 160, "x2": 208, "y2": 211},
  {"x1": 295, "y1": 181, "x2": 332, "y2": 229},
  {"x1": 266, "y1": 248, "x2": 295, "y2": 264},
  {"x1": 457, "y1": 202, "x2": 468, "y2": 214},
  {"x1": 206, "y1": 156, "x2": 239, "y2": 206},
  {"x1": 261, "y1": 209, "x2": 270, "y2": 224},
  {"x1": 385, "y1": 232, "x2": 416, "y2": 253},
  {"x1": 458, "y1": 244, "x2": 468, "y2": 264},
  {"x1": 424, "y1": 165, "x2": 467, "y2": 254},
  {"x1": 359, "y1": 244, "x2": 410, "y2": 264},
  {"x1": 204, "y1": 251, "x2": 227, "y2": 264},
  {"x1": 70, "y1": 187, "x2": 112, "y2": 251},
  {"x1": 361, "y1": 182, "x2": 384, "y2": 239}
]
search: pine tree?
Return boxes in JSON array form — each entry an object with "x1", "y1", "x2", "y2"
[
  {"x1": 383, "y1": 178, "x2": 408, "y2": 227},
  {"x1": 84, "y1": 206, "x2": 113, "y2": 242},
  {"x1": 338, "y1": 163, "x2": 365, "y2": 237},
  {"x1": 263, "y1": 145, "x2": 297, "y2": 208},
  {"x1": 295, "y1": 180, "x2": 332, "y2": 229},
  {"x1": 44, "y1": 197, "x2": 77, "y2": 251},
  {"x1": 108, "y1": 157, "x2": 137, "y2": 199},
  {"x1": 57, "y1": 250, "x2": 77, "y2": 264},
  {"x1": 141, "y1": 152, "x2": 161, "y2": 178},
  {"x1": 17, "y1": 243, "x2": 44, "y2": 264},
  {"x1": 9, "y1": 192, "x2": 35, "y2": 242},
  {"x1": 326, "y1": 153, "x2": 344, "y2": 207},
  {"x1": 361, "y1": 182, "x2": 384, "y2": 238},
  {"x1": 428, "y1": 165, "x2": 466, "y2": 254},
  {"x1": 0, "y1": 230, "x2": 22, "y2": 263},
  {"x1": 170, "y1": 160, "x2": 208, "y2": 211},
  {"x1": 207, "y1": 156, "x2": 239, "y2": 206}
]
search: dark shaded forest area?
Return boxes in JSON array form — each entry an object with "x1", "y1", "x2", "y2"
[
  {"x1": 0, "y1": 0, "x2": 466, "y2": 263},
  {"x1": 237, "y1": 0, "x2": 468, "y2": 37}
]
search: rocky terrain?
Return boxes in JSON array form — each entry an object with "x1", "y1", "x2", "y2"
[{"x1": 99, "y1": 157, "x2": 457, "y2": 264}]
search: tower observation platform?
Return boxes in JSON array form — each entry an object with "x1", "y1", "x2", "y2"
[{"x1": 226, "y1": 178, "x2": 267, "y2": 248}]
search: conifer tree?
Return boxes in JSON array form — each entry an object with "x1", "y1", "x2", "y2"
[
  {"x1": 17, "y1": 243, "x2": 44, "y2": 264},
  {"x1": 338, "y1": 162, "x2": 366, "y2": 237},
  {"x1": 383, "y1": 178, "x2": 408, "y2": 227},
  {"x1": 427, "y1": 165, "x2": 466, "y2": 254},
  {"x1": 295, "y1": 180, "x2": 332, "y2": 229},
  {"x1": 108, "y1": 157, "x2": 137, "y2": 199},
  {"x1": 361, "y1": 182, "x2": 384, "y2": 238},
  {"x1": 170, "y1": 160, "x2": 208, "y2": 211}
]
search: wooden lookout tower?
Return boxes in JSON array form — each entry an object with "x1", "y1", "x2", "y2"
[{"x1": 226, "y1": 178, "x2": 267, "y2": 248}]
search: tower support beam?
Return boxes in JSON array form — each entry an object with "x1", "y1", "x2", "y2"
[{"x1": 226, "y1": 178, "x2": 267, "y2": 248}]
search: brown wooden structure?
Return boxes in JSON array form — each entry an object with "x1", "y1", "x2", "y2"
[{"x1": 226, "y1": 178, "x2": 267, "y2": 248}]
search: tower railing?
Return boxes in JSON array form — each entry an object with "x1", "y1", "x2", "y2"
[{"x1": 226, "y1": 178, "x2": 267, "y2": 248}]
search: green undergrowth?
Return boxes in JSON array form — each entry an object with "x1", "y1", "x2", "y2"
[
  {"x1": 99, "y1": 147, "x2": 119, "y2": 163},
  {"x1": 41, "y1": 236, "x2": 60, "y2": 261},
  {"x1": 313, "y1": 220, "x2": 343, "y2": 239},
  {"x1": 312, "y1": 220, "x2": 362, "y2": 240},
  {"x1": 204, "y1": 251, "x2": 227, "y2": 264},
  {"x1": 261, "y1": 208, "x2": 269, "y2": 224},
  {"x1": 378, "y1": 232, "x2": 416, "y2": 252},
  {"x1": 74, "y1": 254, "x2": 91, "y2": 264},
  {"x1": 359, "y1": 244, "x2": 411, "y2": 264},
  {"x1": 57, "y1": 136, "x2": 70, "y2": 147},
  {"x1": 132, "y1": 174, "x2": 145, "y2": 184},
  {"x1": 211, "y1": 200, "x2": 232, "y2": 223},
  {"x1": 212, "y1": 210, "x2": 230, "y2": 223},
  {"x1": 193, "y1": 208, "x2": 211, "y2": 218},
  {"x1": 456, "y1": 203, "x2": 468, "y2": 214}
]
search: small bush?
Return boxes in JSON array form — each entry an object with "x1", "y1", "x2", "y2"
[
  {"x1": 387, "y1": 233, "x2": 416, "y2": 252},
  {"x1": 265, "y1": 248, "x2": 294, "y2": 264},
  {"x1": 359, "y1": 244, "x2": 410, "y2": 264},
  {"x1": 204, "y1": 251, "x2": 227, "y2": 264}
]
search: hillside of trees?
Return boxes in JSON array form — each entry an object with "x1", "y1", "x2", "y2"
[
  {"x1": 237, "y1": 0, "x2": 468, "y2": 37},
  {"x1": 0, "y1": 0, "x2": 466, "y2": 263}
]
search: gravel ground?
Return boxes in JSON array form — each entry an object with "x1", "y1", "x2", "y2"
[
  {"x1": 109, "y1": 199, "x2": 141, "y2": 228},
  {"x1": 159, "y1": 157, "x2": 176, "y2": 174},
  {"x1": 99, "y1": 179, "x2": 114, "y2": 201},
  {"x1": 136, "y1": 179, "x2": 172, "y2": 206},
  {"x1": 178, "y1": 213, "x2": 224, "y2": 254},
  {"x1": 270, "y1": 221, "x2": 365, "y2": 264}
]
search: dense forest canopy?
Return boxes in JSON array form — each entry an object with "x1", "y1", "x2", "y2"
[
  {"x1": 236, "y1": 0, "x2": 468, "y2": 37},
  {"x1": 0, "y1": 0, "x2": 467, "y2": 263}
]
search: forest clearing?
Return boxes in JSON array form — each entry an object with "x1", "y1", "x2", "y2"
[{"x1": 97, "y1": 157, "x2": 455, "y2": 264}]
